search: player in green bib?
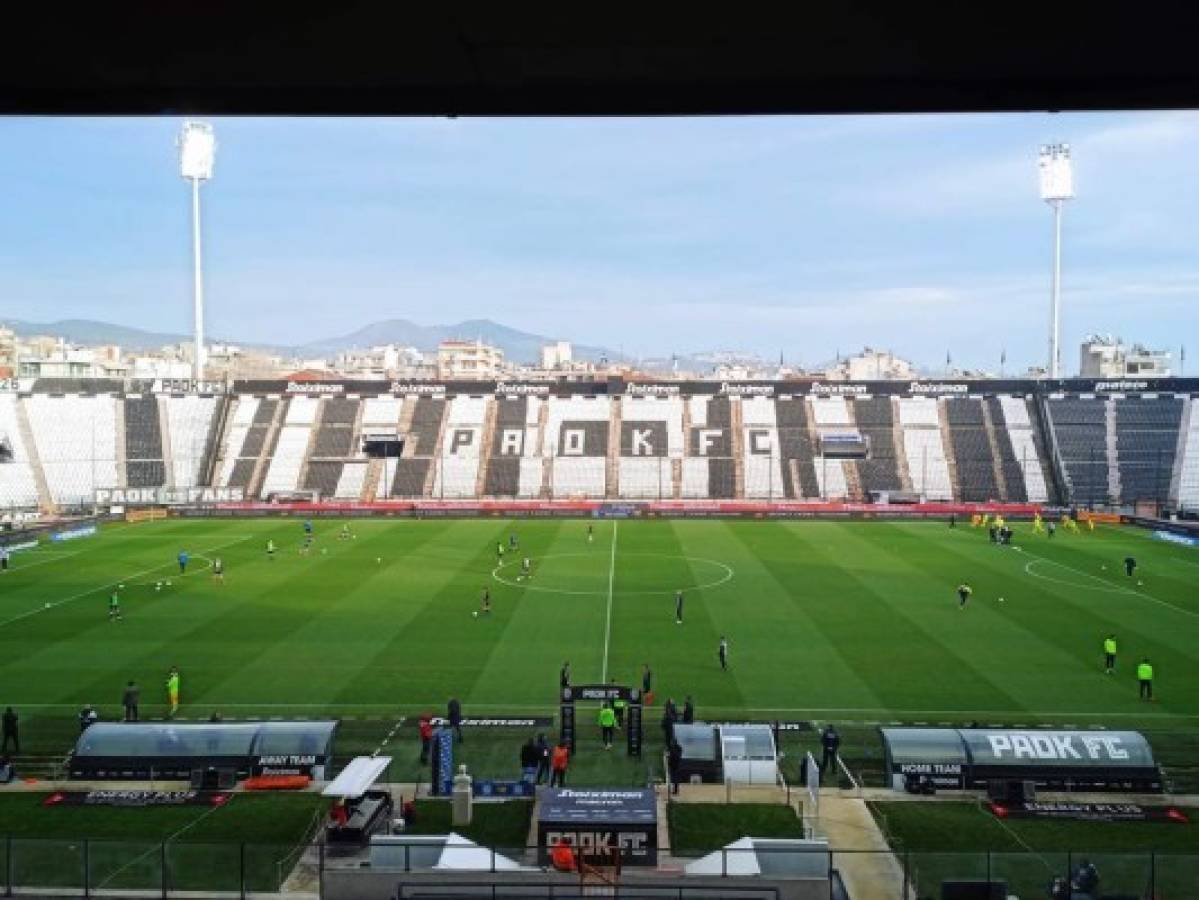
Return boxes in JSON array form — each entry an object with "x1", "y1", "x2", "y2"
[
  {"x1": 1103, "y1": 635, "x2": 1117, "y2": 674},
  {"x1": 108, "y1": 588, "x2": 122, "y2": 622},
  {"x1": 1137, "y1": 658, "x2": 1154, "y2": 701},
  {"x1": 167, "y1": 667, "x2": 181, "y2": 718}
]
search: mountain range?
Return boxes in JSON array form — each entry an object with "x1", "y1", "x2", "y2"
[{"x1": 0, "y1": 317, "x2": 625, "y2": 365}]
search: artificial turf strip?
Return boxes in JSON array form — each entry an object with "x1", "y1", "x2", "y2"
[
  {"x1": 0, "y1": 792, "x2": 326, "y2": 893},
  {"x1": 667, "y1": 802, "x2": 805, "y2": 856},
  {"x1": 868, "y1": 801, "x2": 1199, "y2": 898}
]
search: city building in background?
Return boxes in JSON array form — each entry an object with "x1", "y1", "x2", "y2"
[
  {"x1": 1080, "y1": 334, "x2": 1172, "y2": 378},
  {"x1": 825, "y1": 348, "x2": 918, "y2": 381},
  {"x1": 436, "y1": 339, "x2": 506, "y2": 379}
]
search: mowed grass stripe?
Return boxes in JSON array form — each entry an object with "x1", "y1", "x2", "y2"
[
  {"x1": 601, "y1": 519, "x2": 737, "y2": 713},
  {"x1": 203, "y1": 520, "x2": 464, "y2": 708},
  {"x1": 0, "y1": 528, "x2": 262, "y2": 684},
  {"x1": 1024, "y1": 523, "x2": 1199, "y2": 604},
  {"x1": 10, "y1": 523, "x2": 353, "y2": 710},
  {"x1": 774, "y1": 521, "x2": 1028, "y2": 714},
  {"x1": 330, "y1": 520, "x2": 514, "y2": 708},
  {"x1": 848, "y1": 523, "x2": 1153, "y2": 715},
  {"x1": 928, "y1": 524, "x2": 1199, "y2": 711},
  {"x1": 681, "y1": 520, "x2": 884, "y2": 713},
  {"x1": 470, "y1": 520, "x2": 608, "y2": 706}
]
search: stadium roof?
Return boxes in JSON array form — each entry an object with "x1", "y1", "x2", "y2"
[{"x1": 4, "y1": 9, "x2": 1199, "y2": 115}]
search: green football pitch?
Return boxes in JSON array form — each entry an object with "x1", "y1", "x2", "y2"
[{"x1": 2, "y1": 516, "x2": 1198, "y2": 742}]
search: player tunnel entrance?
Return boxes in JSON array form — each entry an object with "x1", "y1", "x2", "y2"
[{"x1": 560, "y1": 684, "x2": 643, "y2": 757}]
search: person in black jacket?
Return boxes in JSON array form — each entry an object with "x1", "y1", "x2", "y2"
[
  {"x1": 122, "y1": 681, "x2": 140, "y2": 722},
  {"x1": 535, "y1": 734, "x2": 551, "y2": 784},
  {"x1": 520, "y1": 737, "x2": 539, "y2": 782},
  {"x1": 1, "y1": 707, "x2": 17, "y2": 754},
  {"x1": 559, "y1": 662, "x2": 571, "y2": 690},
  {"x1": 661, "y1": 698, "x2": 678, "y2": 745},
  {"x1": 667, "y1": 740, "x2": 683, "y2": 795},
  {"x1": 447, "y1": 698, "x2": 464, "y2": 743},
  {"x1": 820, "y1": 724, "x2": 841, "y2": 777},
  {"x1": 682, "y1": 696, "x2": 695, "y2": 725}
]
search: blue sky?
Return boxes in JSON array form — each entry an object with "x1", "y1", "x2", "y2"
[{"x1": 1, "y1": 113, "x2": 1197, "y2": 372}]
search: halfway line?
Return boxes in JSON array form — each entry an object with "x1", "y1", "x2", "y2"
[{"x1": 601, "y1": 519, "x2": 617, "y2": 682}]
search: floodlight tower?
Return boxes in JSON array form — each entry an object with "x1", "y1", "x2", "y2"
[
  {"x1": 178, "y1": 122, "x2": 216, "y2": 383},
  {"x1": 1038, "y1": 143, "x2": 1074, "y2": 379}
]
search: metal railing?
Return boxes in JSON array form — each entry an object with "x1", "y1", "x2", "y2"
[{"x1": 4, "y1": 837, "x2": 1197, "y2": 899}]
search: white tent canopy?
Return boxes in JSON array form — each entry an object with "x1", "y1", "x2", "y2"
[
  {"x1": 685, "y1": 837, "x2": 830, "y2": 878},
  {"x1": 436, "y1": 833, "x2": 522, "y2": 871},
  {"x1": 322, "y1": 756, "x2": 391, "y2": 798}
]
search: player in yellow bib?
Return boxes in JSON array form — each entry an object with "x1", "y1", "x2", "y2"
[
  {"x1": 1032, "y1": 513, "x2": 1044, "y2": 534},
  {"x1": 166, "y1": 667, "x2": 181, "y2": 718}
]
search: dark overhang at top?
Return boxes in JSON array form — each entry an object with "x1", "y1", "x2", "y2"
[{"x1": 4, "y1": 7, "x2": 1199, "y2": 116}]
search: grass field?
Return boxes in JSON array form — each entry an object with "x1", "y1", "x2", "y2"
[
  {"x1": 3, "y1": 516, "x2": 1199, "y2": 789},
  {"x1": 870, "y1": 800, "x2": 1199, "y2": 898},
  {"x1": 0, "y1": 792, "x2": 325, "y2": 892}
]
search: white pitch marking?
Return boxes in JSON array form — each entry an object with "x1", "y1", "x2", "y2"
[
  {"x1": 0, "y1": 535, "x2": 249, "y2": 629},
  {"x1": 1022, "y1": 553, "x2": 1199, "y2": 619},
  {"x1": 601, "y1": 520, "x2": 618, "y2": 682}
]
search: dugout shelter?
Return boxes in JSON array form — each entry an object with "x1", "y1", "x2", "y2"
[{"x1": 69, "y1": 720, "x2": 338, "y2": 782}]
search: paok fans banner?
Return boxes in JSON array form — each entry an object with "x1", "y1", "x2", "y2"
[{"x1": 96, "y1": 487, "x2": 245, "y2": 506}]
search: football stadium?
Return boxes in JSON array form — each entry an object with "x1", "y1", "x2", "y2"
[
  {"x1": 3, "y1": 70, "x2": 1199, "y2": 898},
  {"x1": 3, "y1": 373, "x2": 1199, "y2": 897}
]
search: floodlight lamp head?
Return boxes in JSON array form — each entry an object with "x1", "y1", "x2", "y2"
[
  {"x1": 1038, "y1": 142, "x2": 1074, "y2": 202},
  {"x1": 179, "y1": 121, "x2": 216, "y2": 181}
]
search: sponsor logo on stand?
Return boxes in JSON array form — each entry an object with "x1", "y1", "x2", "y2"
[
  {"x1": 809, "y1": 383, "x2": 868, "y2": 395},
  {"x1": 285, "y1": 381, "x2": 344, "y2": 394},
  {"x1": 908, "y1": 382, "x2": 968, "y2": 394}
]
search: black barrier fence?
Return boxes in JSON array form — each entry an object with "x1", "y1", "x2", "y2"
[{"x1": 3, "y1": 837, "x2": 1199, "y2": 898}]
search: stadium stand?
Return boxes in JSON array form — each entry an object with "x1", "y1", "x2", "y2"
[
  {"x1": 944, "y1": 397, "x2": 998, "y2": 502},
  {"x1": 774, "y1": 395, "x2": 820, "y2": 498},
  {"x1": 1114, "y1": 396, "x2": 1184, "y2": 507},
  {"x1": 334, "y1": 460, "x2": 368, "y2": 499},
  {"x1": 483, "y1": 395, "x2": 524, "y2": 497},
  {"x1": 261, "y1": 425, "x2": 310, "y2": 496},
  {"x1": 301, "y1": 397, "x2": 361, "y2": 496},
  {"x1": 740, "y1": 395, "x2": 784, "y2": 498},
  {"x1": 1045, "y1": 396, "x2": 1110, "y2": 507},
  {"x1": 546, "y1": 395, "x2": 609, "y2": 498},
  {"x1": 810, "y1": 396, "x2": 857, "y2": 499},
  {"x1": 853, "y1": 396, "x2": 902, "y2": 495},
  {"x1": 123, "y1": 395, "x2": 166, "y2": 488},
  {"x1": 431, "y1": 395, "x2": 489, "y2": 498},
  {"x1": 388, "y1": 397, "x2": 446, "y2": 497},
  {"x1": 994, "y1": 396, "x2": 1052, "y2": 503},
  {"x1": 898, "y1": 397, "x2": 953, "y2": 500},
  {"x1": 0, "y1": 394, "x2": 41, "y2": 508},
  {"x1": 165, "y1": 395, "x2": 219, "y2": 488},
  {"x1": 619, "y1": 395, "x2": 683, "y2": 499},
  {"x1": 25, "y1": 394, "x2": 119, "y2": 507},
  {"x1": 6, "y1": 380, "x2": 1199, "y2": 510},
  {"x1": 1177, "y1": 398, "x2": 1199, "y2": 512}
]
